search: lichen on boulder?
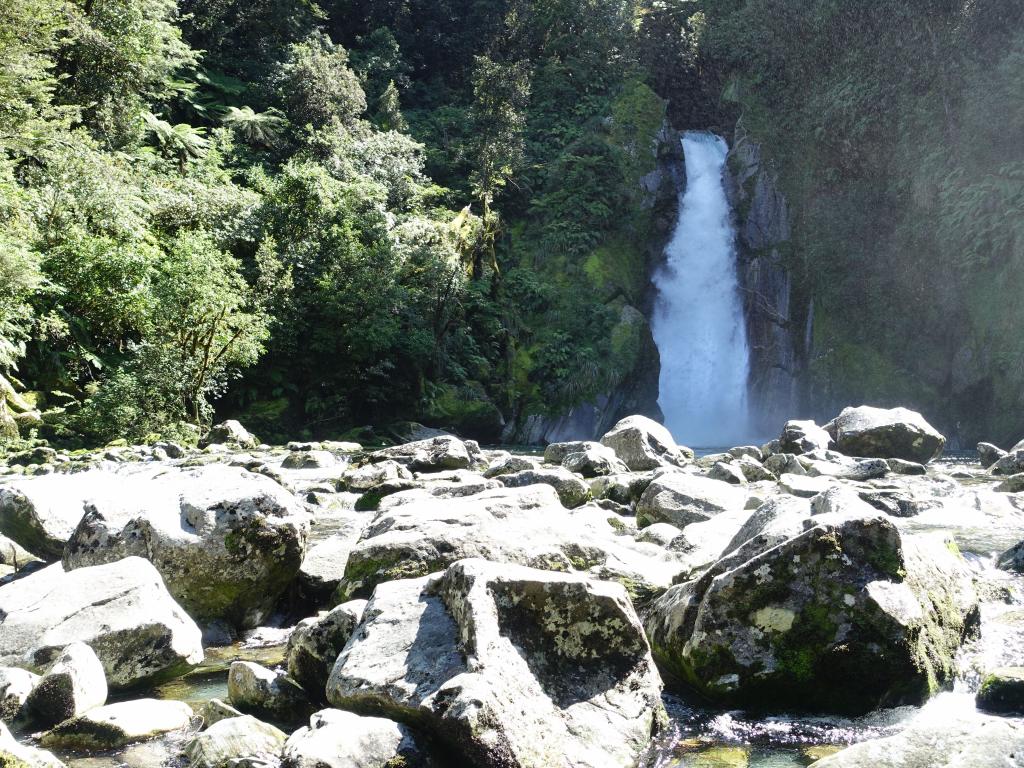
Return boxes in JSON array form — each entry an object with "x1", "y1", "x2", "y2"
[{"x1": 645, "y1": 512, "x2": 978, "y2": 713}]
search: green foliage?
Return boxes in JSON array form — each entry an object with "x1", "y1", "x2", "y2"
[{"x1": 275, "y1": 32, "x2": 367, "y2": 129}]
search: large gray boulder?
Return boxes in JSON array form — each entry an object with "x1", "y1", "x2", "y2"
[
  {"x1": 338, "y1": 486, "x2": 688, "y2": 601},
  {"x1": 185, "y1": 715, "x2": 286, "y2": 768},
  {"x1": 367, "y1": 436, "x2": 474, "y2": 473},
  {"x1": 0, "y1": 558, "x2": 203, "y2": 689},
  {"x1": 327, "y1": 559, "x2": 665, "y2": 768},
  {"x1": 25, "y1": 642, "x2": 107, "y2": 727},
  {"x1": 645, "y1": 514, "x2": 978, "y2": 714},
  {"x1": 282, "y1": 709, "x2": 429, "y2": 768},
  {"x1": 227, "y1": 661, "x2": 308, "y2": 721},
  {"x1": 824, "y1": 406, "x2": 945, "y2": 463},
  {"x1": 287, "y1": 601, "x2": 366, "y2": 698},
  {"x1": 40, "y1": 698, "x2": 193, "y2": 751},
  {"x1": 63, "y1": 465, "x2": 310, "y2": 628},
  {"x1": 203, "y1": 420, "x2": 258, "y2": 449},
  {"x1": 0, "y1": 533, "x2": 40, "y2": 570},
  {"x1": 0, "y1": 473, "x2": 113, "y2": 560},
  {"x1": 808, "y1": 698, "x2": 1024, "y2": 767},
  {"x1": 992, "y1": 450, "x2": 1024, "y2": 476},
  {"x1": 599, "y1": 415, "x2": 690, "y2": 471},
  {"x1": 978, "y1": 442, "x2": 1008, "y2": 469},
  {"x1": 635, "y1": 472, "x2": 746, "y2": 528},
  {"x1": 497, "y1": 467, "x2": 592, "y2": 508}
]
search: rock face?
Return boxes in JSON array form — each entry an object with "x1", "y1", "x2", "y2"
[
  {"x1": 282, "y1": 709, "x2": 428, "y2": 768},
  {"x1": 287, "y1": 601, "x2": 366, "y2": 698},
  {"x1": 824, "y1": 406, "x2": 945, "y2": 463},
  {"x1": 25, "y1": 642, "x2": 107, "y2": 728},
  {"x1": 0, "y1": 558, "x2": 203, "y2": 689},
  {"x1": 599, "y1": 415, "x2": 689, "y2": 471},
  {"x1": 809, "y1": 697, "x2": 1024, "y2": 767},
  {"x1": 63, "y1": 466, "x2": 310, "y2": 628},
  {"x1": 992, "y1": 450, "x2": 1024, "y2": 476},
  {"x1": 636, "y1": 472, "x2": 746, "y2": 528},
  {"x1": 645, "y1": 514, "x2": 978, "y2": 713},
  {"x1": 185, "y1": 715, "x2": 286, "y2": 768},
  {"x1": 40, "y1": 698, "x2": 194, "y2": 750},
  {"x1": 327, "y1": 559, "x2": 665, "y2": 768}
]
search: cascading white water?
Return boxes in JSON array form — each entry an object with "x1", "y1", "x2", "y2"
[{"x1": 653, "y1": 132, "x2": 751, "y2": 447}]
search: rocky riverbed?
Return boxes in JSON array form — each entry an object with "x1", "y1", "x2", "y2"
[{"x1": 1, "y1": 407, "x2": 1023, "y2": 767}]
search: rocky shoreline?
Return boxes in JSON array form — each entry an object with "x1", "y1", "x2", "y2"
[{"x1": 1, "y1": 407, "x2": 1023, "y2": 767}]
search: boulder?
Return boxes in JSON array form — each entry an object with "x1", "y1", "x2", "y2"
[
  {"x1": 779, "y1": 473, "x2": 833, "y2": 498},
  {"x1": 185, "y1": 715, "x2": 286, "y2": 768},
  {"x1": 824, "y1": 406, "x2": 945, "y2": 463},
  {"x1": 0, "y1": 558, "x2": 203, "y2": 689},
  {"x1": 588, "y1": 472, "x2": 654, "y2": 505},
  {"x1": 200, "y1": 698, "x2": 242, "y2": 728},
  {"x1": 0, "y1": 474, "x2": 110, "y2": 560},
  {"x1": 708, "y1": 462, "x2": 747, "y2": 485},
  {"x1": 281, "y1": 451, "x2": 336, "y2": 470},
  {"x1": 282, "y1": 709, "x2": 428, "y2": 768},
  {"x1": 0, "y1": 667, "x2": 39, "y2": 722},
  {"x1": 203, "y1": 420, "x2": 258, "y2": 449},
  {"x1": 482, "y1": 455, "x2": 536, "y2": 479},
  {"x1": 1, "y1": 722, "x2": 65, "y2": 768},
  {"x1": 779, "y1": 420, "x2": 832, "y2": 455},
  {"x1": 734, "y1": 456, "x2": 776, "y2": 482},
  {"x1": 599, "y1": 415, "x2": 690, "y2": 471},
  {"x1": 635, "y1": 523, "x2": 684, "y2": 548},
  {"x1": 886, "y1": 458, "x2": 928, "y2": 476},
  {"x1": 497, "y1": 467, "x2": 591, "y2": 508},
  {"x1": 0, "y1": 533, "x2": 40, "y2": 570},
  {"x1": 799, "y1": 452, "x2": 889, "y2": 481},
  {"x1": 368, "y1": 436, "x2": 472, "y2": 473},
  {"x1": 561, "y1": 446, "x2": 629, "y2": 478},
  {"x1": 995, "y1": 474, "x2": 1024, "y2": 493},
  {"x1": 645, "y1": 514, "x2": 979, "y2": 713},
  {"x1": 286, "y1": 601, "x2": 367, "y2": 698},
  {"x1": 63, "y1": 466, "x2": 310, "y2": 628},
  {"x1": 636, "y1": 472, "x2": 746, "y2": 528},
  {"x1": 542, "y1": 441, "x2": 594, "y2": 465},
  {"x1": 997, "y1": 541, "x2": 1024, "y2": 573},
  {"x1": 40, "y1": 698, "x2": 193, "y2": 750},
  {"x1": 809, "y1": 486, "x2": 879, "y2": 517},
  {"x1": 327, "y1": 559, "x2": 665, "y2": 768},
  {"x1": 339, "y1": 486, "x2": 688, "y2": 601},
  {"x1": 764, "y1": 453, "x2": 805, "y2": 477},
  {"x1": 25, "y1": 642, "x2": 107, "y2": 727},
  {"x1": 342, "y1": 460, "x2": 413, "y2": 491},
  {"x1": 227, "y1": 662, "x2": 308, "y2": 721},
  {"x1": 808, "y1": 697, "x2": 1024, "y2": 767},
  {"x1": 992, "y1": 450, "x2": 1024, "y2": 476},
  {"x1": 977, "y1": 667, "x2": 1024, "y2": 714}
]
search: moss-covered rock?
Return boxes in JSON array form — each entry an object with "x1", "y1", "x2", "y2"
[
  {"x1": 645, "y1": 513, "x2": 978, "y2": 714},
  {"x1": 977, "y1": 667, "x2": 1024, "y2": 714}
]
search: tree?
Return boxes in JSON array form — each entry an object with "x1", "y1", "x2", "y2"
[
  {"x1": 275, "y1": 32, "x2": 367, "y2": 129},
  {"x1": 468, "y1": 55, "x2": 530, "y2": 276},
  {"x1": 221, "y1": 106, "x2": 289, "y2": 147},
  {"x1": 143, "y1": 112, "x2": 210, "y2": 170}
]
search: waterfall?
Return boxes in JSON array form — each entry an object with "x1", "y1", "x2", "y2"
[{"x1": 652, "y1": 132, "x2": 752, "y2": 447}]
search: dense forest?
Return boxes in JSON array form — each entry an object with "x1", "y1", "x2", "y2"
[{"x1": 1, "y1": 0, "x2": 1023, "y2": 449}]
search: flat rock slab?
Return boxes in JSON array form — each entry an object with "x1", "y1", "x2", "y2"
[{"x1": 41, "y1": 698, "x2": 194, "y2": 750}]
